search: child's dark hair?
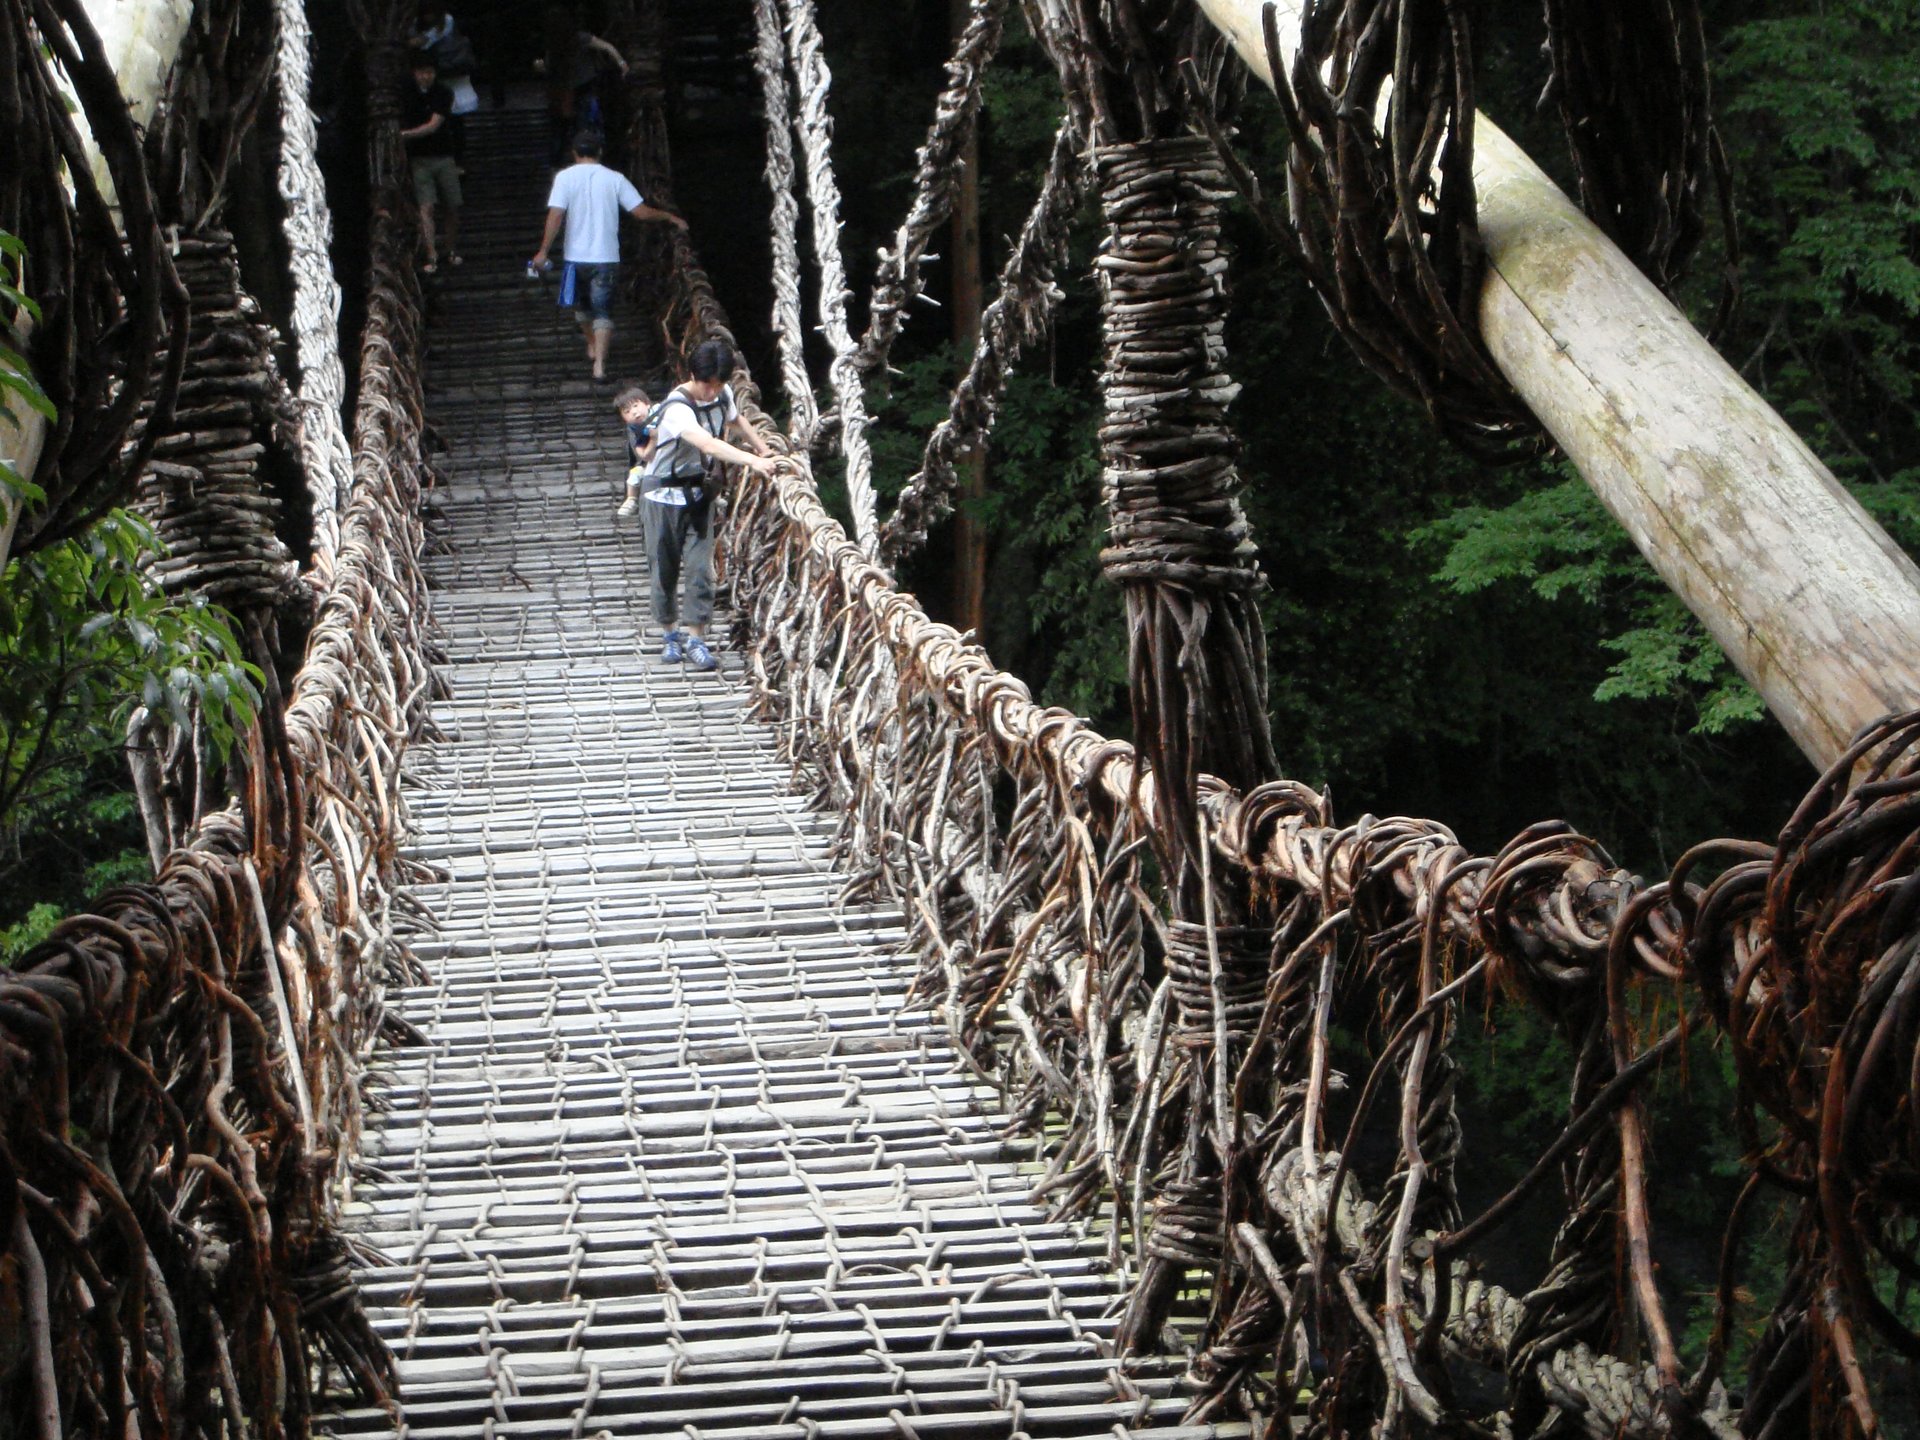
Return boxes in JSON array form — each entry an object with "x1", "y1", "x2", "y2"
[
  {"x1": 613, "y1": 383, "x2": 649, "y2": 412},
  {"x1": 688, "y1": 340, "x2": 735, "y2": 383}
]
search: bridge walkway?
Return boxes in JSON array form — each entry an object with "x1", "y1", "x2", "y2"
[{"x1": 321, "y1": 106, "x2": 1230, "y2": 1440}]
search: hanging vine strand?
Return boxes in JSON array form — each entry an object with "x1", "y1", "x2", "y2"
[
  {"x1": 2, "y1": 0, "x2": 189, "y2": 562},
  {"x1": 781, "y1": 0, "x2": 882, "y2": 555},
  {"x1": 1260, "y1": 0, "x2": 1533, "y2": 456},
  {"x1": 1543, "y1": 0, "x2": 1737, "y2": 331},
  {"x1": 882, "y1": 114, "x2": 1086, "y2": 563},
  {"x1": 750, "y1": 0, "x2": 822, "y2": 444},
  {"x1": 853, "y1": 0, "x2": 1011, "y2": 379}
]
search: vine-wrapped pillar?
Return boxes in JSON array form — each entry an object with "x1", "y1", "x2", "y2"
[{"x1": 1093, "y1": 134, "x2": 1278, "y2": 1351}]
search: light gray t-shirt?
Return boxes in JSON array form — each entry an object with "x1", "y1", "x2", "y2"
[
  {"x1": 546, "y1": 162, "x2": 643, "y2": 264},
  {"x1": 644, "y1": 385, "x2": 740, "y2": 504}
]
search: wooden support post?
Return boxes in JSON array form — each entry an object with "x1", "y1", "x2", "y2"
[{"x1": 1194, "y1": 0, "x2": 1920, "y2": 771}]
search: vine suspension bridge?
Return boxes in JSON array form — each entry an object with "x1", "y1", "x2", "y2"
[
  {"x1": 5, "y1": 2, "x2": 1920, "y2": 1439},
  {"x1": 327, "y1": 100, "x2": 1216, "y2": 1440}
]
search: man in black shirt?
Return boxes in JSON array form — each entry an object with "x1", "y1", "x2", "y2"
[{"x1": 399, "y1": 53, "x2": 461, "y2": 272}]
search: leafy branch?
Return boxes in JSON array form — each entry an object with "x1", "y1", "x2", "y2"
[
  {"x1": 0, "y1": 509, "x2": 261, "y2": 858},
  {"x1": 0, "y1": 229, "x2": 51, "y2": 514}
]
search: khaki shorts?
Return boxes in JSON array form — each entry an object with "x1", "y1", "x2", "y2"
[{"x1": 411, "y1": 154, "x2": 462, "y2": 209}]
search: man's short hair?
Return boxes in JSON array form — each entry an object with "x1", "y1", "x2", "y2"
[
  {"x1": 688, "y1": 340, "x2": 735, "y2": 383},
  {"x1": 410, "y1": 48, "x2": 438, "y2": 72},
  {"x1": 571, "y1": 130, "x2": 605, "y2": 159}
]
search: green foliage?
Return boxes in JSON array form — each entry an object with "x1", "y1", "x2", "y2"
[
  {"x1": 0, "y1": 510, "x2": 262, "y2": 881},
  {"x1": 0, "y1": 781, "x2": 148, "y2": 965},
  {"x1": 0, "y1": 228, "x2": 51, "y2": 510},
  {"x1": 1715, "y1": 1, "x2": 1920, "y2": 494},
  {"x1": 993, "y1": 373, "x2": 1126, "y2": 721},
  {"x1": 1416, "y1": 477, "x2": 1765, "y2": 735}
]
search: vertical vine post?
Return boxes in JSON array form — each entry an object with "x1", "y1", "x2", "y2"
[{"x1": 1025, "y1": 0, "x2": 1280, "y2": 1353}]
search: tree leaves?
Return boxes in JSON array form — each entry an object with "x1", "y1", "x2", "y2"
[{"x1": 0, "y1": 509, "x2": 262, "y2": 858}]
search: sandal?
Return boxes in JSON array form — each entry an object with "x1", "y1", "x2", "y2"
[
  {"x1": 420, "y1": 259, "x2": 439, "y2": 275},
  {"x1": 447, "y1": 253, "x2": 465, "y2": 267}
]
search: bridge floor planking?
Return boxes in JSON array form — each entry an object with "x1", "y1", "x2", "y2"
[{"x1": 320, "y1": 108, "x2": 1242, "y2": 1440}]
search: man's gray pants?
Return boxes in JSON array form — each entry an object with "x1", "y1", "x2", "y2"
[{"x1": 641, "y1": 498, "x2": 715, "y2": 630}]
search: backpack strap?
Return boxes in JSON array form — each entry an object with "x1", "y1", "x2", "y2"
[{"x1": 644, "y1": 389, "x2": 730, "y2": 490}]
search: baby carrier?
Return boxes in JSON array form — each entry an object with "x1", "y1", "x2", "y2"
[{"x1": 643, "y1": 388, "x2": 731, "y2": 506}]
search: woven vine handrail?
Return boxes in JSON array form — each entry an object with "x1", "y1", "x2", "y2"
[
  {"x1": 636, "y1": 5, "x2": 1920, "y2": 1425},
  {"x1": 0, "y1": 13, "x2": 425, "y2": 1435}
]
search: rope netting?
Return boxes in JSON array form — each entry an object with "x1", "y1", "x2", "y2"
[{"x1": 0, "y1": 2, "x2": 429, "y2": 1430}]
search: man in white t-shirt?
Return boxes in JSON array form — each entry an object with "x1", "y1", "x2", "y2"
[
  {"x1": 635, "y1": 339, "x2": 776, "y2": 671},
  {"x1": 529, "y1": 130, "x2": 688, "y2": 382}
]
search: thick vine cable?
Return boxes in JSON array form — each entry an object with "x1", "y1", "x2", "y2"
[
  {"x1": 272, "y1": 0, "x2": 354, "y2": 572},
  {"x1": 750, "y1": 0, "x2": 821, "y2": 445},
  {"x1": 781, "y1": 0, "x2": 881, "y2": 557},
  {"x1": 881, "y1": 114, "x2": 1085, "y2": 563},
  {"x1": 853, "y1": 0, "x2": 1010, "y2": 379}
]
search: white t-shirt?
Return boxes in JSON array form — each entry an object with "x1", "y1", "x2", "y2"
[
  {"x1": 644, "y1": 386, "x2": 739, "y2": 505},
  {"x1": 546, "y1": 163, "x2": 643, "y2": 264}
]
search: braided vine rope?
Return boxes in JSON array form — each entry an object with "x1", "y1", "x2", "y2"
[
  {"x1": 272, "y1": 0, "x2": 356, "y2": 572},
  {"x1": 881, "y1": 115, "x2": 1086, "y2": 564},
  {"x1": 853, "y1": 0, "x2": 1010, "y2": 379},
  {"x1": 781, "y1": 0, "x2": 882, "y2": 556},
  {"x1": 749, "y1": 0, "x2": 821, "y2": 444}
]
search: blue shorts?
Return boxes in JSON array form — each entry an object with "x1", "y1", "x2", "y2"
[{"x1": 560, "y1": 261, "x2": 618, "y2": 329}]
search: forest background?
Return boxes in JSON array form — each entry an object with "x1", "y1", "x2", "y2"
[
  {"x1": 3, "y1": 0, "x2": 1918, "y2": 1391},
  {"x1": 794, "y1": 0, "x2": 1920, "y2": 873}
]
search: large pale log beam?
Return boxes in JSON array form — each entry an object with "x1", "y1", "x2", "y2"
[{"x1": 1196, "y1": 0, "x2": 1920, "y2": 771}]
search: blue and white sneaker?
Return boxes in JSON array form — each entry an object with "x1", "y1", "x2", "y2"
[
  {"x1": 685, "y1": 636, "x2": 718, "y2": 672},
  {"x1": 660, "y1": 629, "x2": 685, "y2": 664}
]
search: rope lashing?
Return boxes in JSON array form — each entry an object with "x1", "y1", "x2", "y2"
[
  {"x1": 1094, "y1": 140, "x2": 1256, "y2": 595},
  {"x1": 781, "y1": 0, "x2": 882, "y2": 557},
  {"x1": 272, "y1": 0, "x2": 356, "y2": 571},
  {"x1": 134, "y1": 235, "x2": 305, "y2": 616},
  {"x1": 881, "y1": 116, "x2": 1086, "y2": 565},
  {"x1": 854, "y1": 0, "x2": 1010, "y2": 379},
  {"x1": 750, "y1": 0, "x2": 821, "y2": 444},
  {"x1": 1092, "y1": 137, "x2": 1274, "y2": 877}
]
